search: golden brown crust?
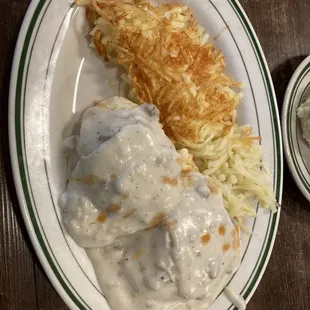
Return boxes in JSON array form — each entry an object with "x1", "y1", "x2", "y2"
[{"x1": 84, "y1": 0, "x2": 242, "y2": 146}]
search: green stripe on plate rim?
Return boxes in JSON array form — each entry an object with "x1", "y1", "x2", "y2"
[
  {"x1": 287, "y1": 63, "x2": 310, "y2": 193},
  {"x1": 228, "y1": 1, "x2": 282, "y2": 305},
  {"x1": 208, "y1": 2, "x2": 272, "y2": 308},
  {"x1": 13, "y1": 0, "x2": 282, "y2": 309},
  {"x1": 14, "y1": 1, "x2": 89, "y2": 309}
]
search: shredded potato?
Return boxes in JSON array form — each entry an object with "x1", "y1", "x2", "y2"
[
  {"x1": 77, "y1": 0, "x2": 277, "y2": 222},
  {"x1": 194, "y1": 125, "x2": 276, "y2": 218}
]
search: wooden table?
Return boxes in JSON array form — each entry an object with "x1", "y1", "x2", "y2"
[{"x1": 1, "y1": 0, "x2": 310, "y2": 309}]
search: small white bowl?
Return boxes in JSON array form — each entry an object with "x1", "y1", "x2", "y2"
[{"x1": 282, "y1": 55, "x2": 310, "y2": 202}]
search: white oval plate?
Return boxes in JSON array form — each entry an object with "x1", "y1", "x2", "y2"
[
  {"x1": 9, "y1": 1, "x2": 283, "y2": 309},
  {"x1": 282, "y1": 55, "x2": 310, "y2": 202}
]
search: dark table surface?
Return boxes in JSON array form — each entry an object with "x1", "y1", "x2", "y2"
[{"x1": 1, "y1": 0, "x2": 310, "y2": 309}]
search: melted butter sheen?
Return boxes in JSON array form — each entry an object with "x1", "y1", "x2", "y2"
[{"x1": 60, "y1": 97, "x2": 242, "y2": 310}]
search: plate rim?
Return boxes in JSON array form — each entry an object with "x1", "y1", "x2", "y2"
[
  {"x1": 223, "y1": 1, "x2": 283, "y2": 305},
  {"x1": 282, "y1": 55, "x2": 310, "y2": 202},
  {"x1": 8, "y1": 1, "x2": 283, "y2": 309},
  {"x1": 8, "y1": 1, "x2": 84, "y2": 309}
]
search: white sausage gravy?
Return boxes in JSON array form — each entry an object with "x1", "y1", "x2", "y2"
[{"x1": 60, "y1": 97, "x2": 242, "y2": 310}]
